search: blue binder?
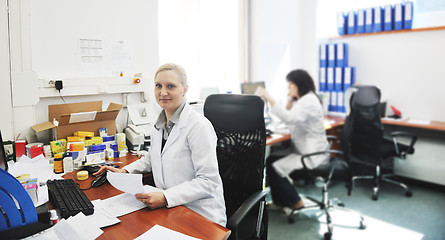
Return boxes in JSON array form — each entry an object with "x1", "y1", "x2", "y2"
[
  {"x1": 337, "y1": 12, "x2": 347, "y2": 35},
  {"x1": 373, "y1": 6, "x2": 383, "y2": 32},
  {"x1": 327, "y1": 67, "x2": 335, "y2": 91},
  {"x1": 394, "y1": 3, "x2": 404, "y2": 30},
  {"x1": 319, "y1": 44, "x2": 328, "y2": 67},
  {"x1": 319, "y1": 68, "x2": 327, "y2": 91},
  {"x1": 334, "y1": 67, "x2": 343, "y2": 91},
  {"x1": 347, "y1": 10, "x2": 356, "y2": 34},
  {"x1": 337, "y1": 91, "x2": 345, "y2": 112},
  {"x1": 384, "y1": 4, "x2": 394, "y2": 31},
  {"x1": 329, "y1": 91, "x2": 337, "y2": 112},
  {"x1": 336, "y1": 43, "x2": 348, "y2": 67},
  {"x1": 344, "y1": 67, "x2": 356, "y2": 89},
  {"x1": 328, "y1": 44, "x2": 336, "y2": 67},
  {"x1": 365, "y1": 8, "x2": 374, "y2": 33},
  {"x1": 404, "y1": 2, "x2": 413, "y2": 29},
  {"x1": 357, "y1": 9, "x2": 365, "y2": 34}
]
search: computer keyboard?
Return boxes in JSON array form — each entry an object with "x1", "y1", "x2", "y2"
[{"x1": 47, "y1": 179, "x2": 94, "y2": 219}]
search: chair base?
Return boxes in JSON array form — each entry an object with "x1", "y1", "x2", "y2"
[
  {"x1": 349, "y1": 165, "x2": 413, "y2": 201},
  {"x1": 288, "y1": 187, "x2": 366, "y2": 240}
]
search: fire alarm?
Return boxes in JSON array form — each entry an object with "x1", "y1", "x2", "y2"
[{"x1": 133, "y1": 78, "x2": 141, "y2": 84}]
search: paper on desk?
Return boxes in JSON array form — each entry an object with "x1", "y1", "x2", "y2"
[
  {"x1": 90, "y1": 199, "x2": 121, "y2": 228},
  {"x1": 100, "y1": 193, "x2": 147, "y2": 217},
  {"x1": 408, "y1": 119, "x2": 431, "y2": 125},
  {"x1": 53, "y1": 212, "x2": 103, "y2": 240},
  {"x1": 106, "y1": 171, "x2": 144, "y2": 195},
  {"x1": 134, "y1": 224, "x2": 201, "y2": 240}
]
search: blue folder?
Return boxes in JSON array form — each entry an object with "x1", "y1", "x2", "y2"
[
  {"x1": 336, "y1": 43, "x2": 348, "y2": 67},
  {"x1": 343, "y1": 67, "x2": 356, "y2": 90},
  {"x1": 319, "y1": 44, "x2": 328, "y2": 67},
  {"x1": 394, "y1": 3, "x2": 404, "y2": 30},
  {"x1": 337, "y1": 12, "x2": 347, "y2": 35},
  {"x1": 327, "y1": 67, "x2": 335, "y2": 91},
  {"x1": 347, "y1": 10, "x2": 356, "y2": 34},
  {"x1": 357, "y1": 9, "x2": 366, "y2": 34},
  {"x1": 335, "y1": 67, "x2": 343, "y2": 91},
  {"x1": 329, "y1": 91, "x2": 337, "y2": 112},
  {"x1": 404, "y1": 1, "x2": 413, "y2": 29},
  {"x1": 328, "y1": 44, "x2": 336, "y2": 67},
  {"x1": 384, "y1": 4, "x2": 394, "y2": 31},
  {"x1": 365, "y1": 8, "x2": 374, "y2": 33},
  {"x1": 319, "y1": 68, "x2": 327, "y2": 91},
  {"x1": 373, "y1": 6, "x2": 383, "y2": 32},
  {"x1": 337, "y1": 91, "x2": 345, "y2": 112}
]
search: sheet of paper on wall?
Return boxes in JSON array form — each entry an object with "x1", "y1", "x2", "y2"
[
  {"x1": 69, "y1": 111, "x2": 97, "y2": 124},
  {"x1": 134, "y1": 224, "x2": 201, "y2": 240},
  {"x1": 106, "y1": 171, "x2": 144, "y2": 195}
]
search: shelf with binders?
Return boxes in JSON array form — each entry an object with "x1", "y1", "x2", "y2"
[
  {"x1": 319, "y1": 42, "x2": 355, "y2": 115},
  {"x1": 330, "y1": 25, "x2": 445, "y2": 39}
]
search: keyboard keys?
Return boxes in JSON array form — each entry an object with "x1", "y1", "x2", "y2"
[{"x1": 47, "y1": 179, "x2": 94, "y2": 219}]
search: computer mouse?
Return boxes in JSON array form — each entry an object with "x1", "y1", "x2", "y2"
[{"x1": 91, "y1": 172, "x2": 108, "y2": 188}]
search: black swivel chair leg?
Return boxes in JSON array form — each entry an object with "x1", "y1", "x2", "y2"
[{"x1": 381, "y1": 174, "x2": 413, "y2": 197}]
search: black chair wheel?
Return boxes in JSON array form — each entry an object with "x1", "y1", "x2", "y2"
[
  {"x1": 372, "y1": 193, "x2": 378, "y2": 201},
  {"x1": 324, "y1": 232, "x2": 332, "y2": 240},
  {"x1": 288, "y1": 216, "x2": 295, "y2": 224},
  {"x1": 406, "y1": 191, "x2": 413, "y2": 197},
  {"x1": 360, "y1": 220, "x2": 367, "y2": 229},
  {"x1": 338, "y1": 202, "x2": 345, "y2": 207}
]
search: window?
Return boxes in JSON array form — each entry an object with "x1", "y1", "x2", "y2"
[{"x1": 158, "y1": 0, "x2": 244, "y2": 101}]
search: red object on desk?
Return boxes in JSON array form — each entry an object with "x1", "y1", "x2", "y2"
[
  {"x1": 15, "y1": 140, "x2": 27, "y2": 158},
  {"x1": 391, "y1": 105, "x2": 402, "y2": 117}
]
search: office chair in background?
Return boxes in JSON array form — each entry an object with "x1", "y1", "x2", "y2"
[
  {"x1": 204, "y1": 94, "x2": 269, "y2": 240},
  {"x1": 342, "y1": 85, "x2": 417, "y2": 200},
  {"x1": 288, "y1": 137, "x2": 366, "y2": 240}
]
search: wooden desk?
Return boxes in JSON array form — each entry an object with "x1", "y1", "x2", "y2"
[
  {"x1": 63, "y1": 154, "x2": 230, "y2": 240},
  {"x1": 382, "y1": 118, "x2": 445, "y2": 132},
  {"x1": 266, "y1": 116, "x2": 345, "y2": 146}
]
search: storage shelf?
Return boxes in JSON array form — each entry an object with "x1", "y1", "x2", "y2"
[{"x1": 330, "y1": 25, "x2": 445, "y2": 39}]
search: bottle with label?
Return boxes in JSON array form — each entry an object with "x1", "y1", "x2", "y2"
[{"x1": 53, "y1": 153, "x2": 64, "y2": 174}]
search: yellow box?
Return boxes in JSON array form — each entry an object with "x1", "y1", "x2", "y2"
[
  {"x1": 50, "y1": 139, "x2": 67, "y2": 155},
  {"x1": 67, "y1": 136, "x2": 85, "y2": 142},
  {"x1": 74, "y1": 131, "x2": 94, "y2": 138},
  {"x1": 91, "y1": 136, "x2": 103, "y2": 145}
]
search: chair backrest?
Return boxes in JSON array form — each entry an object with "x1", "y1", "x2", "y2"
[
  {"x1": 341, "y1": 85, "x2": 383, "y2": 165},
  {"x1": 203, "y1": 94, "x2": 266, "y2": 219},
  {"x1": 0, "y1": 168, "x2": 38, "y2": 231}
]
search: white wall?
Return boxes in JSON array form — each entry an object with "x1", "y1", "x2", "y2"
[
  {"x1": 326, "y1": 29, "x2": 445, "y2": 121},
  {"x1": 0, "y1": 0, "x2": 14, "y2": 140},
  {"x1": 2, "y1": 0, "x2": 159, "y2": 141}
]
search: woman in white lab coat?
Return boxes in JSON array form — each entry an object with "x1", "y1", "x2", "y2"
[
  {"x1": 257, "y1": 69, "x2": 328, "y2": 211},
  {"x1": 95, "y1": 63, "x2": 226, "y2": 226}
]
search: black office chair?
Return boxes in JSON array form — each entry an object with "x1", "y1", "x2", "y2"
[
  {"x1": 342, "y1": 85, "x2": 417, "y2": 200},
  {"x1": 204, "y1": 94, "x2": 269, "y2": 240},
  {"x1": 288, "y1": 137, "x2": 366, "y2": 240}
]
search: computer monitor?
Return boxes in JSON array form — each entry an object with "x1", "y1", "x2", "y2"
[
  {"x1": 0, "y1": 130, "x2": 8, "y2": 171},
  {"x1": 241, "y1": 81, "x2": 265, "y2": 95}
]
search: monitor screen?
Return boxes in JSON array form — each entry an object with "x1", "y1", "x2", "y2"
[
  {"x1": 241, "y1": 82, "x2": 265, "y2": 95},
  {"x1": 0, "y1": 130, "x2": 8, "y2": 171}
]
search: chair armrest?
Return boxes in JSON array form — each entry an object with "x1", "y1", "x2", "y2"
[
  {"x1": 390, "y1": 131, "x2": 417, "y2": 157},
  {"x1": 300, "y1": 150, "x2": 346, "y2": 184},
  {"x1": 227, "y1": 188, "x2": 270, "y2": 232}
]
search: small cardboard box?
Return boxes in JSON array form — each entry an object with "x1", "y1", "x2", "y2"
[{"x1": 32, "y1": 101, "x2": 123, "y2": 140}]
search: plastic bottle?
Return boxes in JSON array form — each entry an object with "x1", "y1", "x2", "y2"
[
  {"x1": 53, "y1": 153, "x2": 64, "y2": 173},
  {"x1": 49, "y1": 209, "x2": 59, "y2": 225}
]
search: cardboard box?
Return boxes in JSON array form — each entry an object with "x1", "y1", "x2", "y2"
[{"x1": 32, "y1": 101, "x2": 123, "y2": 140}]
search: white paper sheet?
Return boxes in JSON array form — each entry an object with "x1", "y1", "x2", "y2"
[
  {"x1": 90, "y1": 199, "x2": 121, "y2": 228},
  {"x1": 134, "y1": 224, "x2": 201, "y2": 240},
  {"x1": 106, "y1": 171, "x2": 144, "y2": 195},
  {"x1": 100, "y1": 193, "x2": 147, "y2": 217},
  {"x1": 69, "y1": 111, "x2": 97, "y2": 124},
  {"x1": 53, "y1": 212, "x2": 103, "y2": 240}
]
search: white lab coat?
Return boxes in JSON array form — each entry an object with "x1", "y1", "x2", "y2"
[
  {"x1": 270, "y1": 92, "x2": 329, "y2": 177},
  {"x1": 123, "y1": 104, "x2": 227, "y2": 226}
]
